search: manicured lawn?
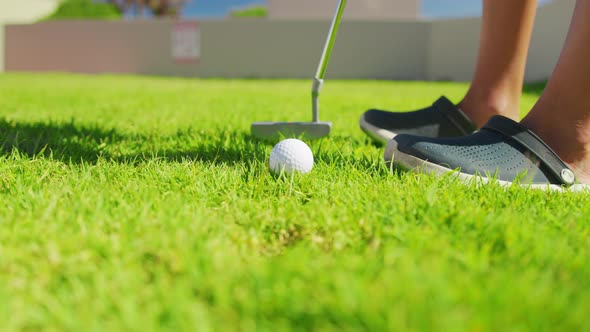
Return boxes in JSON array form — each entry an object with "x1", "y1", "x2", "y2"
[{"x1": 0, "y1": 73, "x2": 588, "y2": 331}]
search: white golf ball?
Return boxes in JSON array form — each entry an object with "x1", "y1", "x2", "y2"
[{"x1": 269, "y1": 139, "x2": 314, "y2": 175}]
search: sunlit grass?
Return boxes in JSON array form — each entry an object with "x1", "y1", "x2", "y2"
[{"x1": 0, "y1": 73, "x2": 586, "y2": 331}]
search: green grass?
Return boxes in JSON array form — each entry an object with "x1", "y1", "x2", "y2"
[
  {"x1": 44, "y1": 0, "x2": 121, "y2": 21},
  {"x1": 0, "y1": 73, "x2": 588, "y2": 331}
]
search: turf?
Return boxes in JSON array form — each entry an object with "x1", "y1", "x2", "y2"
[{"x1": 0, "y1": 73, "x2": 588, "y2": 331}]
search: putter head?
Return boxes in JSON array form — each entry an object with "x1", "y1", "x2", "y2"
[{"x1": 251, "y1": 121, "x2": 332, "y2": 140}]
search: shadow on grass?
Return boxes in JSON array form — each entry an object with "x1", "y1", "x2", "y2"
[
  {"x1": 0, "y1": 118, "x2": 384, "y2": 176},
  {"x1": 0, "y1": 119, "x2": 120, "y2": 162},
  {"x1": 0, "y1": 118, "x2": 270, "y2": 166}
]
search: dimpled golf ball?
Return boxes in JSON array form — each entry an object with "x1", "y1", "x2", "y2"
[{"x1": 269, "y1": 139, "x2": 314, "y2": 175}]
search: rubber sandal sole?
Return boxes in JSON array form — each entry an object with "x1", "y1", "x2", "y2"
[
  {"x1": 385, "y1": 138, "x2": 590, "y2": 192},
  {"x1": 359, "y1": 114, "x2": 397, "y2": 144}
]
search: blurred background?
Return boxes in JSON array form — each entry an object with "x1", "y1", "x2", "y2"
[{"x1": 0, "y1": 0, "x2": 573, "y2": 81}]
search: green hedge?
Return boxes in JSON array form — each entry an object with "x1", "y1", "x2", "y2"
[
  {"x1": 230, "y1": 6, "x2": 267, "y2": 18},
  {"x1": 45, "y1": 0, "x2": 122, "y2": 20}
]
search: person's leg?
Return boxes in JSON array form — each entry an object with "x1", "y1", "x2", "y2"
[
  {"x1": 386, "y1": 0, "x2": 590, "y2": 189},
  {"x1": 521, "y1": 0, "x2": 590, "y2": 184},
  {"x1": 360, "y1": 0, "x2": 538, "y2": 143},
  {"x1": 459, "y1": 0, "x2": 538, "y2": 127}
]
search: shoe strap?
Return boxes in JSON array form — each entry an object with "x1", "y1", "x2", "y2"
[
  {"x1": 482, "y1": 115, "x2": 576, "y2": 186},
  {"x1": 433, "y1": 96, "x2": 476, "y2": 135}
]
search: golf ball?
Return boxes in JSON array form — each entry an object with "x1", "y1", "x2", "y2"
[{"x1": 269, "y1": 139, "x2": 314, "y2": 175}]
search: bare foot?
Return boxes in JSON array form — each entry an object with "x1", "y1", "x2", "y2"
[{"x1": 521, "y1": 106, "x2": 590, "y2": 185}]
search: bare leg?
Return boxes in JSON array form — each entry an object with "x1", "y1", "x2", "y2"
[
  {"x1": 360, "y1": 0, "x2": 538, "y2": 144},
  {"x1": 521, "y1": 0, "x2": 590, "y2": 184},
  {"x1": 459, "y1": 0, "x2": 538, "y2": 127}
]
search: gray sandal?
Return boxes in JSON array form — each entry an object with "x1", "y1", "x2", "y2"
[
  {"x1": 385, "y1": 115, "x2": 588, "y2": 191},
  {"x1": 360, "y1": 96, "x2": 475, "y2": 145}
]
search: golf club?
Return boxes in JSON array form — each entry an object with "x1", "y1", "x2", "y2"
[{"x1": 251, "y1": 0, "x2": 347, "y2": 140}]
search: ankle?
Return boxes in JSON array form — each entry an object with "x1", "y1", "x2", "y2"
[
  {"x1": 458, "y1": 91, "x2": 520, "y2": 128},
  {"x1": 522, "y1": 107, "x2": 590, "y2": 184}
]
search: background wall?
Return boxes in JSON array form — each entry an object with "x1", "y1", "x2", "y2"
[
  {"x1": 0, "y1": 0, "x2": 60, "y2": 72},
  {"x1": 197, "y1": 20, "x2": 430, "y2": 79},
  {"x1": 0, "y1": 25, "x2": 3, "y2": 72},
  {"x1": 525, "y1": 0, "x2": 576, "y2": 82},
  {"x1": 5, "y1": 20, "x2": 430, "y2": 79},
  {"x1": 3, "y1": 0, "x2": 576, "y2": 82}
]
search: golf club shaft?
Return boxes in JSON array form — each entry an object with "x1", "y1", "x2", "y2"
[{"x1": 312, "y1": 0, "x2": 347, "y2": 122}]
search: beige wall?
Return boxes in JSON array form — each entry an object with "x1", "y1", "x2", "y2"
[
  {"x1": 0, "y1": 0, "x2": 60, "y2": 72},
  {"x1": 525, "y1": 0, "x2": 575, "y2": 82},
  {"x1": 268, "y1": 0, "x2": 420, "y2": 20},
  {"x1": 427, "y1": 17, "x2": 480, "y2": 81},
  {"x1": 5, "y1": 20, "x2": 430, "y2": 79},
  {"x1": 3, "y1": 0, "x2": 575, "y2": 82},
  {"x1": 6, "y1": 20, "x2": 181, "y2": 75},
  {"x1": 0, "y1": 25, "x2": 4, "y2": 72},
  {"x1": 198, "y1": 20, "x2": 429, "y2": 79}
]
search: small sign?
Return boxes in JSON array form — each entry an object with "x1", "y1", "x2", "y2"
[{"x1": 172, "y1": 22, "x2": 200, "y2": 63}]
